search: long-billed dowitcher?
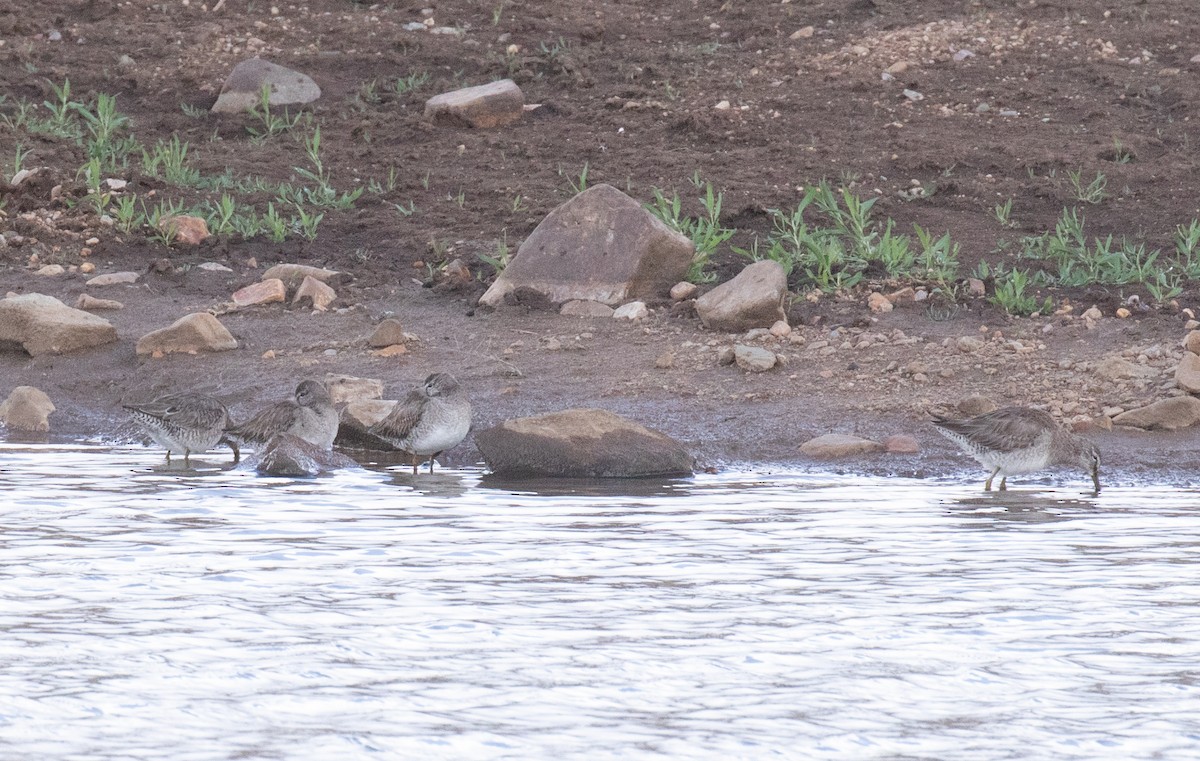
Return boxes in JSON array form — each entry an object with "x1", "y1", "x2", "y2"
[
  {"x1": 225, "y1": 379, "x2": 339, "y2": 450},
  {"x1": 933, "y1": 406, "x2": 1101, "y2": 492},
  {"x1": 124, "y1": 393, "x2": 240, "y2": 465},
  {"x1": 369, "y1": 372, "x2": 471, "y2": 474}
]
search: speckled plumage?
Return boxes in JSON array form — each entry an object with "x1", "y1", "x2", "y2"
[
  {"x1": 124, "y1": 393, "x2": 239, "y2": 465},
  {"x1": 225, "y1": 380, "x2": 339, "y2": 451},
  {"x1": 370, "y1": 372, "x2": 471, "y2": 474},
  {"x1": 933, "y1": 406, "x2": 1101, "y2": 492}
]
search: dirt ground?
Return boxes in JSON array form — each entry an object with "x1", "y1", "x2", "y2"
[{"x1": 3, "y1": 0, "x2": 1200, "y2": 483}]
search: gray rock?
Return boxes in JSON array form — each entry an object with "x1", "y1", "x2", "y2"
[
  {"x1": 1096, "y1": 355, "x2": 1157, "y2": 381},
  {"x1": 613, "y1": 301, "x2": 649, "y2": 320},
  {"x1": 0, "y1": 293, "x2": 118, "y2": 356},
  {"x1": 476, "y1": 408, "x2": 694, "y2": 478},
  {"x1": 324, "y1": 374, "x2": 383, "y2": 405},
  {"x1": 86, "y1": 271, "x2": 139, "y2": 286},
  {"x1": 800, "y1": 433, "x2": 884, "y2": 458},
  {"x1": 695, "y1": 260, "x2": 787, "y2": 332},
  {"x1": 0, "y1": 386, "x2": 55, "y2": 432},
  {"x1": 958, "y1": 394, "x2": 997, "y2": 416},
  {"x1": 260, "y1": 263, "x2": 341, "y2": 290},
  {"x1": 957, "y1": 335, "x2": 986, "y2": 353},
  {"x1": 368, "y1": 318, "x2": 407, "y2": 347},
  {"x1": 733, "y1": 344, "x2": 777, "y2": 372},
  {"x1": 251, "y1": 433, "x2": 358, "y2": 476},
  {"x1": 1112, "y1": 397, "x2": 1200, "y2": 431},
  {"x1": 560, "y1": 300, "x2": 616, "y2": 318},
  {"x1": 480, "y1": 184, "x2": 693, "y2": 308},
  {"x1": 1175, "y1": 352, "x2": 1200, "y2": 393},
  {"x1": 135, "y1": 313, "x2": 237, "y2": 356},
  {"x1": 211, "y1": 58, "x2": 321, "y2": 114},
  {"x1": 424, "y1": 79, "x2": 524, "y2": 129}
]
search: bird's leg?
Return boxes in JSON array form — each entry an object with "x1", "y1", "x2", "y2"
[
  {"x1": 428, "y1": 457, "x2": 435, "y2": 474},
  {"x1": 410, "y1": 452, "x2": 419, "y2": 476},
  {"x1": 985, "y1": 467, "x2": 1000, "y2": 491},
  {"x1": 184, "y1": 450, "x2": 191, "y2": 467},
  {"x1": 999, "y1": 476, "x2": 1007, "y2": 491},
  {"x1": 165, "y1": 451, "x2": 172, "y2": 464}
]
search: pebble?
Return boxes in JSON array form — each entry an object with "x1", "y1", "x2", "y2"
[
  {"x1": 902, "y1": 89, "x2": 924, "y2": 102},
  {"x1": 769, "y1": 320, "x2": 792, "y2": 338},
  {"x1": 48, "y1": 30, "x2": 62, "y2": 41},
  {"x1": 867, "y1": 292, "x2": 893, "y2": 313},
  {"x1": 36, "y1": 264, "x2": 65, "y2": 276},
  {"x1": 999, "y1": 109, "x2": 1019, "y2": 117},
  {"x1": 613, "y1": 301, "x2": 649, "y2": 320},
  {"x1": 790, "y1": 26, "x2": 815, "y2": 39},
  {"x1": 197, "y1": 262, "x2": 235, "y2": 273},
  {"x1": 654, "y1": 352, "x2": 675, "y2": 369}
]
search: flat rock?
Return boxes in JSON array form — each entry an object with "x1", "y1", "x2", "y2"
[
  {"x1": 211, "y1": 58, "x2": 321, "y2": 114},
  {"x1": 86, "y1": 271, "x2": 139, "y2": 286},
  {"x1": 1184, "y1": 330, "x2": 1200, "y2": 356},
  {"x1": 1176, "y1": 352, "x2": 1200, "y2": 393},
  {"x1": 135, "y1": 312, "x2": 237, "y2": 356},
  {"x1": 0, "y1": 293, "x2": 118, "y2": 356},
  {"x1": 1095, "y1": 355, "x2": 1157, "y2": 380},
  {"x1": 695, "y1": 260, "x2": 787, "y2": 332},
  {"x1": 251, "y1": 433, "x2": 357, "y2": 476},
  {"x1": 884, "y1": 434, "x2": 921, "y2": 453},
  {"x1": 197, "y1": 262, "x2": 234, "y2": 273},
  {"x1": 613, "y1": 301, "x2": 649, "y2": 320},
  {"x1": 1112, "y1": 397, "x2": 1200, "y2": 431},
  {"x1": 476, "y1": 408, "x2": 694, "y2": 478},
  {"x1": 957, "y1": 335, "x2": 985, "y2": 353},
  {"x1": 75, "y1": 294, "x2": 124, "y2": 311},
  {"x1": 424, "y1": 79, "x2": 524, "y2": 128},
  {"x1": 800, "y1": 433, "x2": 884, "y2": 458},
  {"x1": 0, "y1": 386, "x2": 55, "y2": 432},
  {"x1": 293, "y1": 275, "x2": 336, "y2": 311},
  {"x1": 670, "y1": 281, "x2": 697, "y2": 301},
  {"x1": 560, "y1": 300, "x2": 616, "y2": 318},
  {"x1": 261, "y1": 263, "x2": 341, "y2": 289},
  {"x1": 479, "y1": 184, "x2": 693, "y2": 308},
  {"x1": 733, "y1": 344, "x2": 777, "y2": 372},
  {"x1": 233, "y1": 278, "x2": 286, "y2": 307},
  {"x1": 335, "y1": 399, "x2": 400, "y2": 450},
  {"x1": 368, "y1": 318, "x2": 407, "y2": 347},
  {"x1": 35, "y1": 264, "x2": 65, "y2": 277},
  {"x1": 958, "y1": 394, "x2": 997, "y2": 416},
  {"x1": 160, "y1": 215, "x2": 209, "y2": 245},
  {"x1": 325, "y1": 374, "x2": 383, "y2": 405}
]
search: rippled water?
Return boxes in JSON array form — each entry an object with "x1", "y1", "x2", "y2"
[{"x1": 2, "y1": 443, "x2": 1199, "y2": 760}]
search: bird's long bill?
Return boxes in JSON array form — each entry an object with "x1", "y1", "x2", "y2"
[{"x1": 1091, "y1": 466, "x2": 1101, "y2": 494}]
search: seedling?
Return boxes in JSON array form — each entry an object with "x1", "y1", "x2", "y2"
[
  {"x1": 8, "y1": 143, "x2": 32, "y2": 184},
  {"x1": 1068, "y1": 168, "x2": 1107, "y2": 204},
  {"x1": 478, "y1": 231, "x2": 511, "y2": 275},
  {"x1": 559, "y1": 161, "x2": 590, "y2": 195},
  {"x1": 247, "y1": 84, "x2": 302, "y2": 141},
  {"x1": 993, "y1": 198, "x2": 1015, "y2": 228}
]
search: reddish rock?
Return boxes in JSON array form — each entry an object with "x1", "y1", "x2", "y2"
[
  {"x1": 867, "y1": 292, "x2": 893, "y2": 313},
  {"x1": 424, "y1": 79, "x2": 524, "y2": 128},
  {"x1": 75, "y1": 294, "x2": 125, "y2": 311},
  {"x1": 800, "y1": 433, "x2": 884, "y2": 458},
  {"x1": 160, "y1": 215, "x2": 209, "y2": 245},
  {"x1": 884, "y1": 434, "x2": 921, "y2": 453},
  {"x1": 293, "y1": 275, "x2": 336, "y2": 311},
  {"x1": 560, "y1": 300, "x2": 616, "y2": 318},
  {"x1": 368, "y1": 319, "x2": 408, "y2": 347},
  {"x1": 232, "y1": 278, "x2": 286, "y2": 307}
]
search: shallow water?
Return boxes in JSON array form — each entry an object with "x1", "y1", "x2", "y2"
[{"x1": 1, "y1": 443, "x2": 1199, "y2": 760}]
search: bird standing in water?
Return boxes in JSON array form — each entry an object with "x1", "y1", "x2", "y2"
[
  {"x1": 124, "y1": 393, "x2": 240, "y2": 465},
  {"x1": 225, "y1": 380, "x2": 339, "y2": 451},
  {"x1": 370, "y1": 372, "x2": 471, "y2": 475}
]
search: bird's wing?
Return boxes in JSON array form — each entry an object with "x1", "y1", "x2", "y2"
[
  {"x1": 226, "y1": 401, "x2": 299, "y2": 443},
  {"x1": 126, "y1": 393, "x2": 225, "y2": 429},
  {"x1": 369, "y1": 390, "x2": 426, "y2": 442},
  {"x1": 933, "y1": 408, "x2": 1054, "y2": 453}
]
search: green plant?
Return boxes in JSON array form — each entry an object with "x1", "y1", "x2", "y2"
[
  {"x1": 1175, "y1": 220, "x2": 1200, "y2": 277},
  {"x1": 1146, "y1": 271, "x2": 1183, "y2": 304},
  {"x1": 76, "y1": 157, "x2": 111, "y2": 216},
  {"x1": 247, "y1": 84, "x2": 302, "y2": 141},
  {"x1": 290, "y1": 203, "x2": 323, "y2": 240},
  {"x1": 993, "y1": 198, "x2": 1015, "y2": 228},
  {"x1": 453, "y1": 187, "x2": 465, "y2": 208},
  {"x1": 180, "y1": 102, "x2": 206, "y2": 119},
  {"x1": 261, "y1": 202, "x2": 287, "y2": 242},
  {"x1": 392, "y1": 200, "x2": 416, "y2": 217},
  {"x1": 142, "y1": 135, "x2": 201, "y2": 186},
  {"x1": 988, "y1": 268, "x2": 1041, "y2": 315},
  {"x1": 511, "y1": 193, "x2": 527, "y2": 213},
  {"x1": 1068, "y1": 168, "x2": 1108, "y2": 204},
  {"x1": 112, "y1": 194, "x2": 143, "y2": 233},
  {"x1": 356, "y1": 79, "x2": 381, "y2": 105},
  {"x1": 292, "y1": 127, "x2": 363, "y2": 209},
  {"x1": 8, "y1": 143, "x2": 32, "y2": 183},
  {"x1": 647, "y1": 180, "x2": 735, "y2": 284},
  {"x1": 231, "y1": 211, "x2": 263, "y2": 239},
  {"x1": 559, "y1": 161, "x2": 589, "y2": 195},
  {"x1": 202, "y1": 194, "x2": 239, "y2": 236},
  {"x1": 492, "y1": 1, "x2": 505, "y2": 25},
  {"x1": 1111, "y1": 138, "x2": 1132, "y2": 164},
  {"x1": 392, "y1": 72, "x2": 431, "y2": 96},
  {"x1": 913, "y1": 224, "x2": 960, "y2": 284},
  {"x1": 479, "y1": 231, "x2": 511, "y2": 275},
  {"x1": 38, "y1": 78, "x2": 82, "y2": 141},
  {"x1": 142, "y1": 198, "x2": 185, "y2": 245},
  {"x1": 76, "y1": 93, "x2": 137, "y2": 171}
]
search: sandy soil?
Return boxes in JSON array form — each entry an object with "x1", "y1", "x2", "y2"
[{"x1": 3, "y1": 0, "x2": 1200, "y2": 483}]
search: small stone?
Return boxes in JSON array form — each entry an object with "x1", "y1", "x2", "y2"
[
  {"x1": 160, "y1": 215, "x2": 209, "y2": 245},
  {"x1": 613, "y1": 301, "x2": 649, "y2": 320},
  {"x1": 958, "y1": 394, "x2": 997, "y2": 416},
  {"x1": 867, "y1": 292, "x2": 893, "y2": 313},
  {"x1": 999, "y1": 109, "x2": 1020, "y2": 117},
  {"x1": 104, "y1": 178, "x2": 127, "y2": 191},
  {"x1": 1175, "y1": 352, "x2": 1200, "y2": 393},
  {"x1": 293, "y1": 275, "x2": 336, "y2": 311},
  {"x1": 47, "y1": 30, "x2": 62, "y2": 42},
  {"x1": 197, "y1": 262, "x2": 235, "y2": 273},
  {"x1": 975, "y1": 102, "x2": 991, "y2": 113},
  {"x1": 717, "y1": 347, "x2": 735, "y2": 366},
  {"x1": 35, "y1": 265, "x2": 65, "y2": 277},
  {"x1": 371, "y1": 344, "x2": 409, "y2": 357},
  {"x1": 903, "y1": 89, "x2": 924, "y2": 101},
  {"x1": 75, "y1": 294, "x2": 124, "y2": 311},
  {"x1": 560, "y1": 300, "x2": 616, "y2": 318},
  {"x1": 543, "y1": 337, "x2": 563, "y2": 351},
  {"x1": 0, "y1": 386, "x2": 55, "y2": 432},
  {"x1": 1082, "y1": 305, "x2": 1103, "y2": 321},
  {"x1": 790, "y1": 26, "x2": 815, "y2": 39},
  {"x1": 654, "y1": 352, "x2": 675, "y2": 369},
  {"x1": 957, "y1": 336, "x2": 985, "y2": 353},
  {"x1": 769, "y1": 320, "x2": 792, "y2": 338},
  {"x1": 262, "y1": 350, "x2": 276, "y2": 359},
  {"x1": 118, "y1": 54, "x2": 135, "y2": 67},
  {"x1": 968, "y1": 278, "x2": 986, "y2": 297},
  {"x1": 714, "y1": 100, "x2": 731, "y2": 110},
  {"x1": 733, "y1": 344, "x2": 777, "y2": 372},
  {"x1": 1183, "y1": 330, "x2": 1200, "y2": 356},
  {"x1": 368, "y1": 318, "x2": 407, "y2": 348},
  {"x1": 885, "y1": 287, "x2": 915, "y2": 304},
  {"x1": 79, "y1": 262, "x2": 95, "y2": 274},
  {"x1": 11, "y1": 168, "x2": 40, "y2": 186},
  {"x1": 800, "y1": 433, "x2": 883, "y2": 458},
  {"x1": 261, "y1": 263, "x2": 341, "y2": 289},
  {"x1": 86, "y1": 271, "x2": 139, "y2": 286},
  {"x1": 953, "y1": 49, "x2": 975, "y2": 62},
  {"x1": 232, "y1": 278, "x2": 286, "y2": 307},
  {"x1": 884, "y1": 434, "x2": 920, "y2": 454},
  {"x1": 670, "y1": 281, "x2": 698, "y2": 301},
  {"x1": 885, "y1": 61, "x2": 910, "y2": 75},
  {"x1": 425, "y1": 79, "x2": 524, "y2": 129},
  {"x1": 1116, "y1": 307, "x2": 1131, "y2": 319}
]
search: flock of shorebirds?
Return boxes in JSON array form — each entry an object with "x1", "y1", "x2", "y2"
[
  {"x1": 124, "y1": 372, "x2": 1102, "y2": 492},
  {"x1": 124, "y1": 372, "x2": 472, "y2": 475}
]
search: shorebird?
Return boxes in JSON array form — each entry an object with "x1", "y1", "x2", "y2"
[
  {"x1": 124, "y1": 393, "x2": 240, "y2": 465},
  {"x1": 369, "y1": 372, "x2": 471, "y2": 474},
  {"x1": 932, "y1": 406, "x2": 1101, "y2": 493},
  {"x1": 225, "y1": 379, "x2": 339, "y2": 451}
]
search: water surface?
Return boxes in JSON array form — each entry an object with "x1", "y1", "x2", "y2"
[{"x1": 2, "y1": 443, "x2": 1198, "y2": 759}]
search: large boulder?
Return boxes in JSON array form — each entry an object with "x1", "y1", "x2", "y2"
[
  {"x1": 211, "y1": 58, "x2": 321, "y2": 114},
  {"x1": 424, "y1": 79, "x2": 524, "y2": 128},
  {"x1": 251, "y1": 433, "x2": 358, "y2": 476},
  {"x1": 0, "y1": 293, "x2": 118, "y2": 356},
  {"x1": 695, "y1": 260, "x2": 787, "y2": 332},
  {"x1": 0, "y1": 386, "x2": 55, "y2": 432},
  {"x1": 476, "y1": 408, "x2": 693, "y2": 478},
  {"x1": 479, "y1": 184, "x2": 694, "y2": 308},
  {"x1": 136, "y1": 313, "x2": 238, "y2": 356},
  {"x1": 1112, "y1": 397, "x2": 1200, "y2": 431}
]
